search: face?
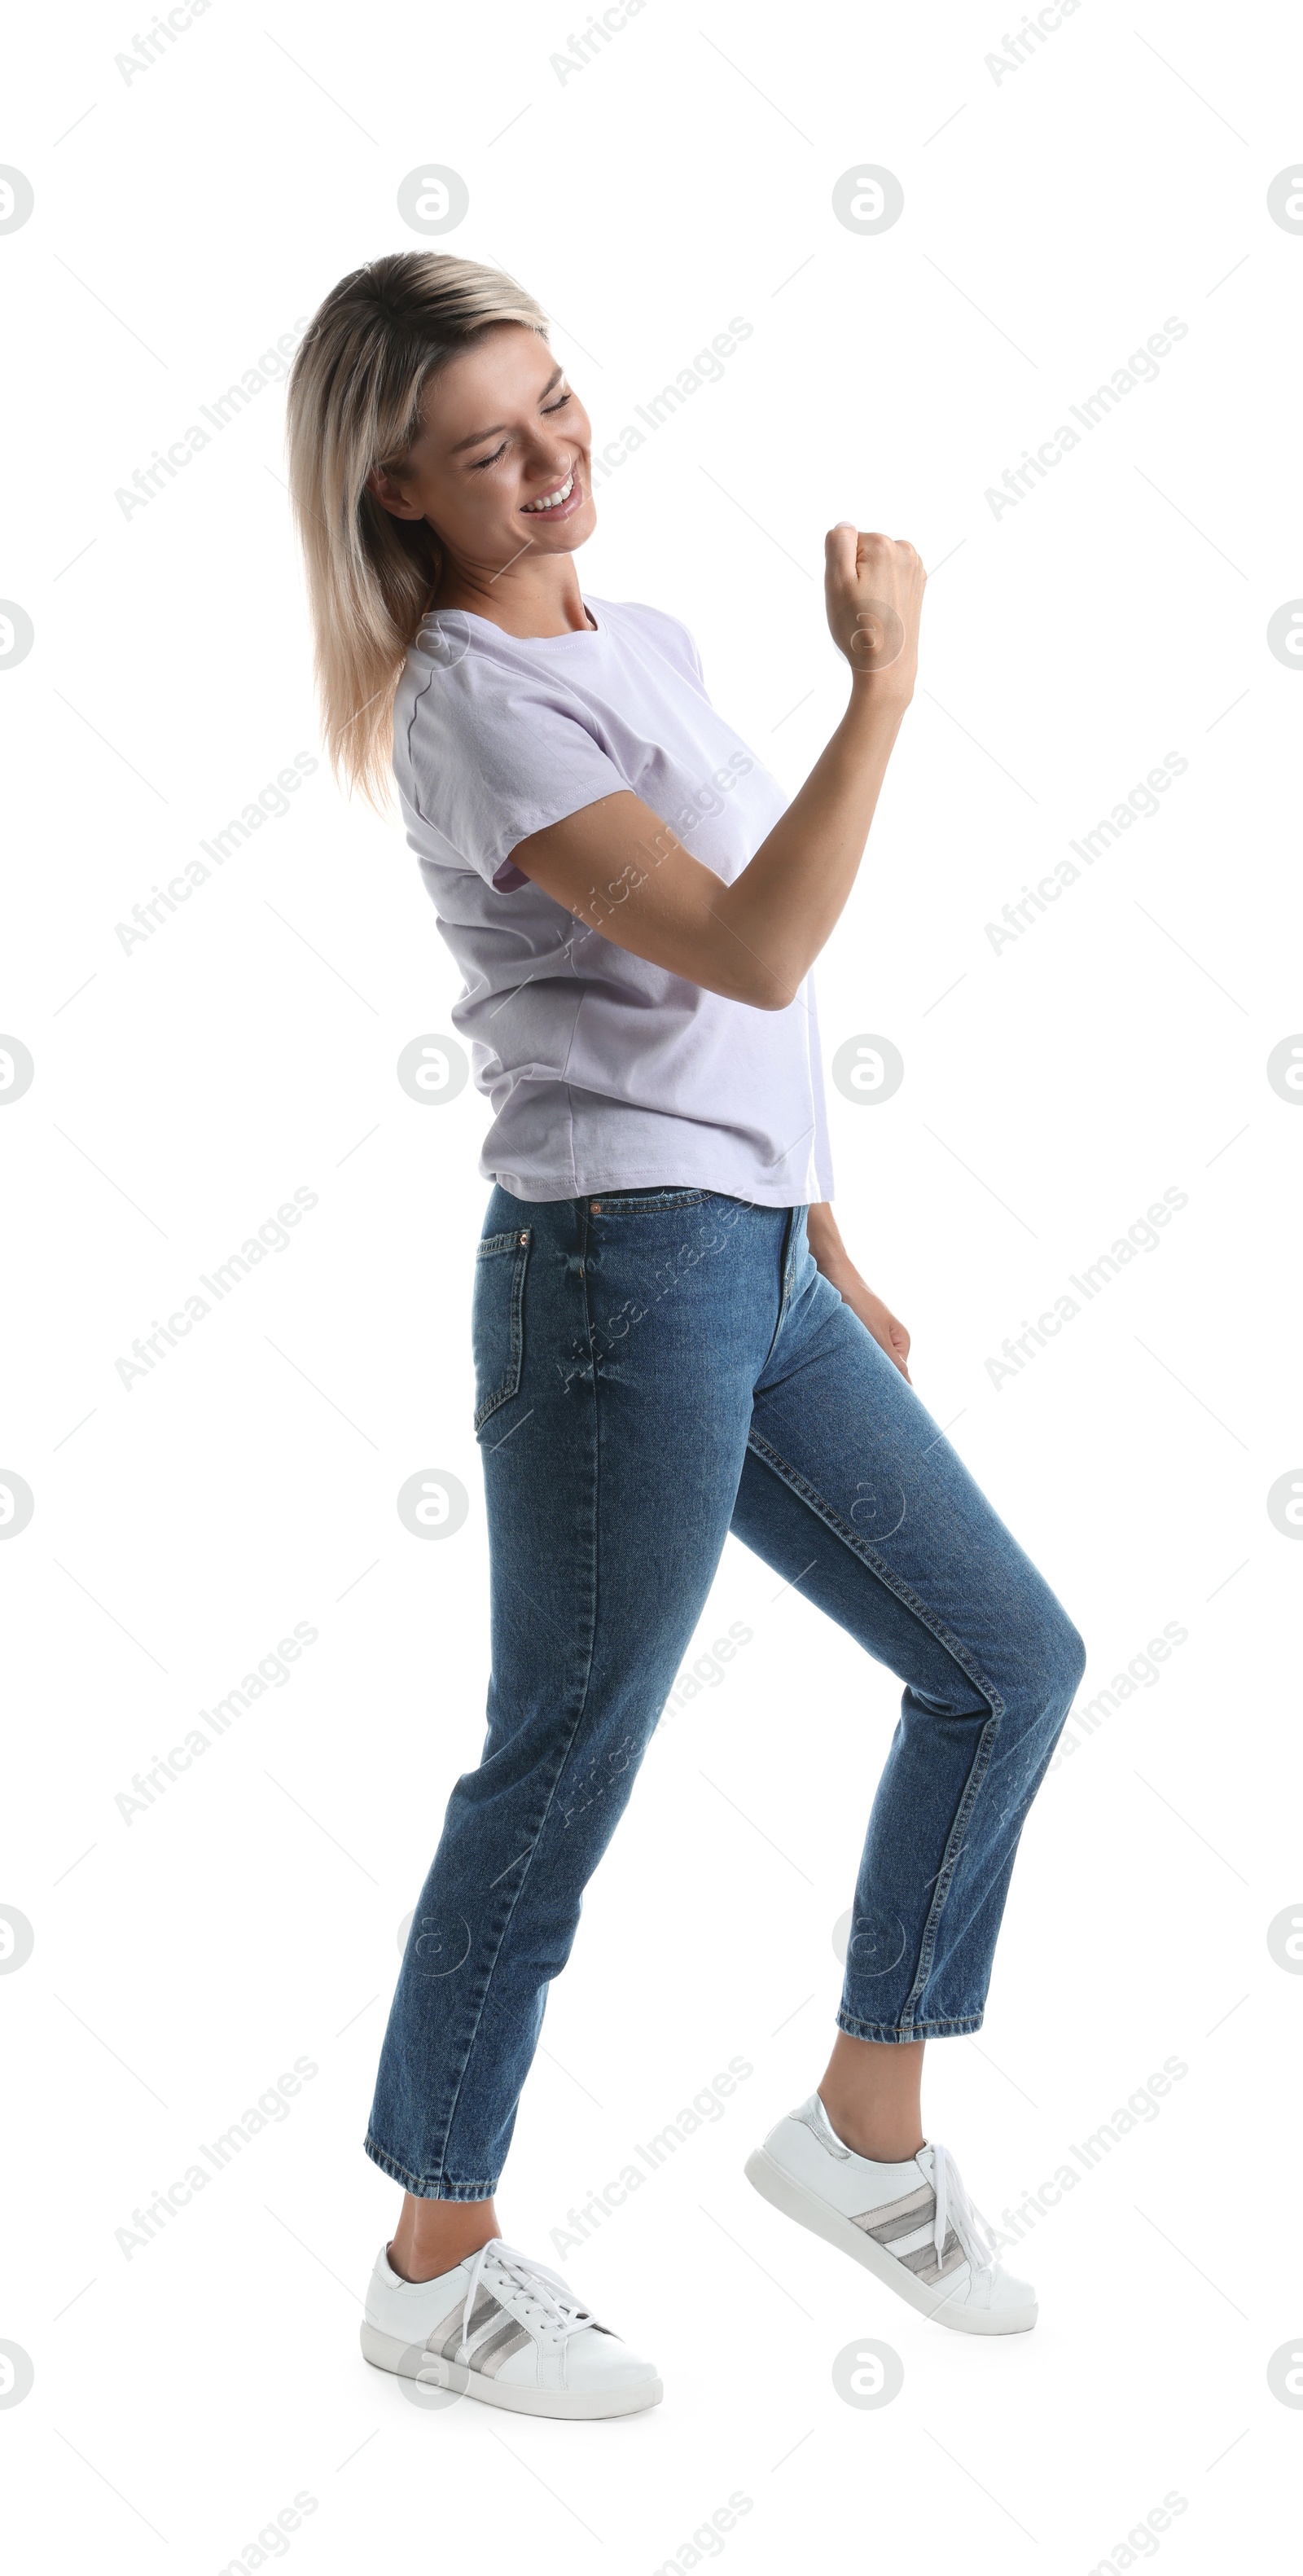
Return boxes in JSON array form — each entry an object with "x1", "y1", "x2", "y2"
[{"x1": 368, "y1": 323, "x2": 595, "y2": 574}]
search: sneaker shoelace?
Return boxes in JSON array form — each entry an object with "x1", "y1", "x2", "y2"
[
  {"x1": 928, "y1": 2142, "x2": 998, "y2": 2275},
  {"x1": 460, "y1": 2237, "x2": 598, "y2": 2350}
]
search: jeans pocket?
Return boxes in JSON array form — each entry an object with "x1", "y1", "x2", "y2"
[{"x1": 472, "y1": 1225, "x2": 532, "y2": 1435}]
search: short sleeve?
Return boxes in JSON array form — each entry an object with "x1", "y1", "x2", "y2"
[{"x1": 397, "y1": 655, "x2": 629, "y2": 894}]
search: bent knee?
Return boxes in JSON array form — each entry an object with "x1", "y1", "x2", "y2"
[
  {"x1": 1042, "y1": 1610, "x2": 1087, "y2": 1704},
  {"x1": 1003, "y1": 1597, "x2": 1086, "y2": 1715}
]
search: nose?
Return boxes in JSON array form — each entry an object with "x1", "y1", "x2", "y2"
[{"x1": 520, "y1": 455, "x2": 576, "y2": 504}]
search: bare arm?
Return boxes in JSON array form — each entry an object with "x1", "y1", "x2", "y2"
[
  {"x1": 508, "y1": 527, "x2": 926, "y2": 1009},
  {"x1": 805, "y1": 1200, "x2": 912, "y2": 1382}
]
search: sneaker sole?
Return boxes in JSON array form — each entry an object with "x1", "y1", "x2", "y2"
[
  {"x1": 359, "y1": 2322, "x2": 663, "y2": 2417},
  {"x1": 744, "y1": 2146, "x2": 1037, "y2": 2336}
]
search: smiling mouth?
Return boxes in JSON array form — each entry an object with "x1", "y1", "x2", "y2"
[{"x1": 520, "y1": 467, "x2": 577, "y2": 514}]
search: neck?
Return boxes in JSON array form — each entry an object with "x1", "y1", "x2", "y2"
[{"x1": 429, "y1": 551, "x2": 592, "y2": 639}]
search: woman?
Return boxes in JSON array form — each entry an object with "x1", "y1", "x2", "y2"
[{"x1": 285, "y1": 252, "x2": 1086, "y2": 2421}]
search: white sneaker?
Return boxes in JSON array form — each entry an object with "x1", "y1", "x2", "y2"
[
  {"x1": 744, "y1": 2093, "x2": 1037, "y2": 2336},
  {"x1": 360, "y1": 2236, "x2": 663, "y2": 2418}
]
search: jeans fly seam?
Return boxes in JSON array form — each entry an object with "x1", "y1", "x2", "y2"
[{"x1": 757, "y1": 1206, "x2": 799, "y2": 1375}]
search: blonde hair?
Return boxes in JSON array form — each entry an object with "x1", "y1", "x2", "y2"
[{"x1": 284, "y1": 252, "x2": 551, "y2": 811}]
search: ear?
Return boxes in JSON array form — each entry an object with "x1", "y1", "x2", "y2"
[{"x1": 366, "y1": 463, "x2": 423, "y2": 521}]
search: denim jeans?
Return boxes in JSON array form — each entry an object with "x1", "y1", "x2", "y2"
[{"x1": 366, "y1": 1186, "x2": 1086, "y2": 2200}]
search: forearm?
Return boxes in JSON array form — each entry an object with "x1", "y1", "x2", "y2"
[
  {"x1": 806, "y1": 1200, "x2": 913, "y2": 1380},
  {"x1": 511, "y1": 529, "x2": 924, "y2": 1013},
  {"x1": 805, "y1": 1199, "x2": 856, "y2": 1282},
  {"x1": 713, "y1": 681, "x2": 908, "y2": 1008}
]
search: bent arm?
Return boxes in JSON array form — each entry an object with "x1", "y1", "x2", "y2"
[
  {"x1": 508, "y1": 529, "x2": 925, "y2": 1009},
  {"x1": 510, "y1": 688, "x2": 906, "y2": 1010}
]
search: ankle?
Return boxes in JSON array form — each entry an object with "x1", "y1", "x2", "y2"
[
  {"x1": 817, "y1": 2031, "x2": 926, "y2": 2165},
  {"x1": 386, "y1": 2240, "x2": 453, "y2": 2284},
  {"x1": 818, "y1": 2092, "x2": 924, "y2": 2165},
  {"x1": 837, "y1": 2122, "x2": 926, "y2": 2164},
  {"x1": 388, "y1": 2195, "x2": 499, "y2": 2282}
]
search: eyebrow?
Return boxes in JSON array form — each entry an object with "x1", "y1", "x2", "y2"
[{"x1": 447, "y1": 365, "x2": 567, "y2": 456}]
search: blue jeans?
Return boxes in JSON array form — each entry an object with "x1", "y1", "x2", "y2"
[{"x1": 366, "y1": 1187, "x2": 1086, "y2": 2199}]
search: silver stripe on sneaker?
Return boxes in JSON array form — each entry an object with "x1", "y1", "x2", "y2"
[
  {"x1": 462, "y1": 2306, "x2": 515, "y2": 2361},
  {"x1": 850, "y1": 2186, "x2": 967, "y2": 2284},
  {"x1": 471, "y1": 2319, "x2": 533, "y2": 2377},
  {"x1": 884, "y1": 2223, "x2": 936, "y2": 2259},
  {"x1": 438, "y1": 2287, "x2": 502, "y2": 2359},
  {"x1": 900, "y1": 2228, "x2": 965, "y2": 2284},
  {"x1": 422, "y1": 2300, "x2": 466, "y2": 2352},
  {"x1": 852, "y1": 2184, "x2": 935, "y2": 2242}
]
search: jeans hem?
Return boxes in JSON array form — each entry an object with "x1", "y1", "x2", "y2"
[
  {"x1": 363, "y1": 2134, "x2": 498, "y2": 2201},
  {"x1": 835, "y1": 2008, "x2": 985, "y2": 2043}
]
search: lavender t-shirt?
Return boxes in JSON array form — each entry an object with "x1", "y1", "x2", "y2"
[{"x1": 393, "y1": 594, "x2": 835, "y2": 1208}]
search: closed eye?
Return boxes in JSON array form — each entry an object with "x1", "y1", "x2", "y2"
[{"x1": 469, "y1": 389, "x2": 573, "y2": 471}]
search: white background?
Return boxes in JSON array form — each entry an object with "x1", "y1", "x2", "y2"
[{"x1": 2, "y1": 0, "x2": 1301, "y2": 2569}]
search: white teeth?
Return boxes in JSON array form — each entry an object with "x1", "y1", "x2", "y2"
[{"x1": 524, "y1": 469, "x2": 574, "y2": 511}]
